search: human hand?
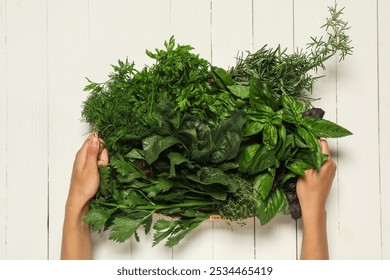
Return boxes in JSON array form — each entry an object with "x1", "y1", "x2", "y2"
[
  {"x1": 66, "y1": 134, "x2": 108, "y2": 210},
  {"x1": 296, "y1": 139, "x2": 336, "y2": 217}
]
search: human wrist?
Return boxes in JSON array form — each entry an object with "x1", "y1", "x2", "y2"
[
  {"x1": 65, "y1": 197, "x2": 90, "y2": 218},
  {"x1": 301, "y1": 207, "x2": 327, "y2": 224}
]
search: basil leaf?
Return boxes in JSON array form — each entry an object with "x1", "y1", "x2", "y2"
[
  {"x1": 302, "y1": 116, "x2": 352, "y2": 138},
  {"x1": 243, "y1": 121, "x2": 265, "y2": 137},
  {"x1": 263, "y1": 123, "x2": 278, "y2": 148},
  {"x1": 249, "y1": 77, "x2": 279, "y2": 111},
  {"x1": 253, "y1": 171, "x2": 275, "y2": 200},
  {"x1": 238, "y1": 144, "x2": 261, "y2": 173},
  {"x1": 281, "y1": 94, "x2": 305, "y2": 118},
  {"x1": 255, "y1": 188, "x2": 288, "y2": 225},
  {"x1": 227, "y1": 85, "x2": 250, "y2": 99},
  {"x1": 248, "y1": 146, "x2": 276, "y2": 175},
  {"x1": 297, "y1": 127, "x2": 322, "y2": 171}
]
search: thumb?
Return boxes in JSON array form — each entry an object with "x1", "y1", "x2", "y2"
[{"x1": 85, "y1": 135, "x2": 99, "y2": 171}]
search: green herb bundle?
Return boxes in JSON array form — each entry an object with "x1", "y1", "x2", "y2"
[{"x1": 82, "y1": 6, "x2": 352, "y2": 247}]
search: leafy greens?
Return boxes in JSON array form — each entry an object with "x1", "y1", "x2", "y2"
[{"x1": 82, "y1": 5, "x2": 352, "y2": 247}]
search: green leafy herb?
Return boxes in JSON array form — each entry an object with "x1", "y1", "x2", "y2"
[{"x1": 82, "y1": 5, "x2": 352, "y2": 247}]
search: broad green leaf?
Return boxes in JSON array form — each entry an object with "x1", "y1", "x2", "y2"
[
  {"x1": 263, "y1": 124, "x2": 278, "y2": 148},
  {"x1": 248, "y1": 146, "x2": 276, "y2": 175},
  {"x1": 227, "y1": 85, "x2": 250, "y2": 99},
  {"x1": 83, "y1": 208, "x2": 111, "y2": 231},
  {"x1": 253, "y1": 171, "x2": 275, "y2": 200},
  {"x1": 211, "y1": 67, "x2": 234, "y2": 89},
  {"x1": 286, "y1": 159, "x2": 312, "y2": 176},
  {"x1": 109, "y1": 218, "x2": 143, "y2": 243},
  {"x1": 255, "y1": 188, "x2": 288, "y2": 225},
  {"x1": 126, "y1": 149, "x2": 145, "y2": 160},
  {"x1": 302, "y1": 117, "x2": 352, "y2": 138},
  {"x1": 249, "y1": 78, "x2": 278, "y2": 111},
  {"x1": 168, "y1": 152, "x2": 193, "y2": 177},
  {"x1": 281, "y1": 94, "x2": 305, "y2": 118},
  {"x1": 238, "y1": 144, "x2": 261, "y2": 173},
  {"x1": 210, "y1": 111, "x2": 246, "y2": 163},
  {"x1": 243, "y1": 121, "x2": 265, "y2": 137},
  {"x1": 143, "y1": 135, "x2": 182, "y2": 164},
  {"x1": 297, "y1": 127, "x2": 322, "y2": 171}
]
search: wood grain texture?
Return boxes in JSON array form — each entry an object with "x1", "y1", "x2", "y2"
[
  {"x1": 0, "y1": 0, "x2": 387, "y2": 260},
  {"x1": 47, "y1": 0, "x2": 90, "y2": 260},
  {"x1": 5, "y1": 0, "x2": 48, "y2": 259},
  {"x1": 378, "y1": 0, "x2": 390, "y2": 260},
  {"x1": 337, "y1": 0, "x2": 381, "y2": 259},
  {"x1": 0, "y1": 0, "x2": 6, "y2": 260}
]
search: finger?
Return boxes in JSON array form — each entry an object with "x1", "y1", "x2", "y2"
[
  {"x1": 98, "y1": 147, "x2": 109, "y2": 167},
  {"x1": 319, "y1": 139, "x2": 330, "y2": 156},
  {"x1": 74, "y1": 138, "x2": 91, "y2": 172},
  {"x1": 85, "y1": 135, "x2": 100, "y2": 171}
]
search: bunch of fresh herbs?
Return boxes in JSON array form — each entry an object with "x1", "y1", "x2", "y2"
[{"x1": 82, "y1": 5, "x2": 352, "y2": 247}]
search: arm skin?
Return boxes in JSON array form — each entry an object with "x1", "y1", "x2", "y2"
[
  {"x1": 61, "y1": 134, "x2": 108, "y2": 260},
  {"x1": 297, "y1": 139, "x2": 336, "y2": 260}
]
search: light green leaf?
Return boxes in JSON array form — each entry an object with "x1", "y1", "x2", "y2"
[
  {"x1": 227, "y1": 85, "x2": 250, "y2": 99},
  {"x1": 109, "y1": 218, "x2": 143, "y2": 243},
  {"x1": 253, "y1": 171, "x2": 275, "y2": 200},
  {"x1": 255, "y1": 188, "x2": 288, "y2": 225},
  {"x1": 302, "y1": 117, "x2": 352, "y2": 138}
]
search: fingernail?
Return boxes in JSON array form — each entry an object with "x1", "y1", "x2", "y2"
[{"x1": 92, "y1": 136, "x2": 98, "y2": 146}]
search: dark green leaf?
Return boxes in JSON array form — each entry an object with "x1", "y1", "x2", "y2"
[
  {"x1": 210, "y1": 111, "x2": 246, "y2": 163},
  {"x1": 211, "y1": 67, "x2": 234, "y2": 89},
  {"x1": 168, "y1": 152, "x2": 193, "y2": 177},
  {"x1": 143, "y1": 135, "x2": 182, "y2": 164},
  {"x1": 238, "y1": 144, "x2": 261, "y2": 173}
]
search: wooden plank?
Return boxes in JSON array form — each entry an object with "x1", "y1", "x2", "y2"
[
  {"x1": 5, "y1": 0, "x2": 48, "y2": 259},
  {"x1": 293, "y1": 0, "x2": 340, "y2": 259},
  {"x1": 253, "y1": 0, "x2": 297, "y2": 260},
  {"x1": 0, "y1": 0, "x2": 6, "y2": 260},
  {"x1": 211, "y1": 0, "x2": 254, "y2": 259},
  {"x1": 378, "y1": 0, "x2": 390, "y2": 260},
  {"x1": 46, "y1": 0, "x2": 90, "y2": 260},
  {"x1": 253, "y1": 0, "x2": 294, "y2": 49},
  {"x1": 211, "y1": 0, "x2": 252, "y2": 69},
  {"x1": 170, "y1": 0, "x2": 211, "y2": 61},
  {"x1": 336, "y1": 0, "x2": 381, "y2": 259},
  {"x1": 88, "y1": 0, "x2": 171, "y2": 260},
  {"x1": 169, "y1": 0, "x2": 214, "y2": 260}
]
